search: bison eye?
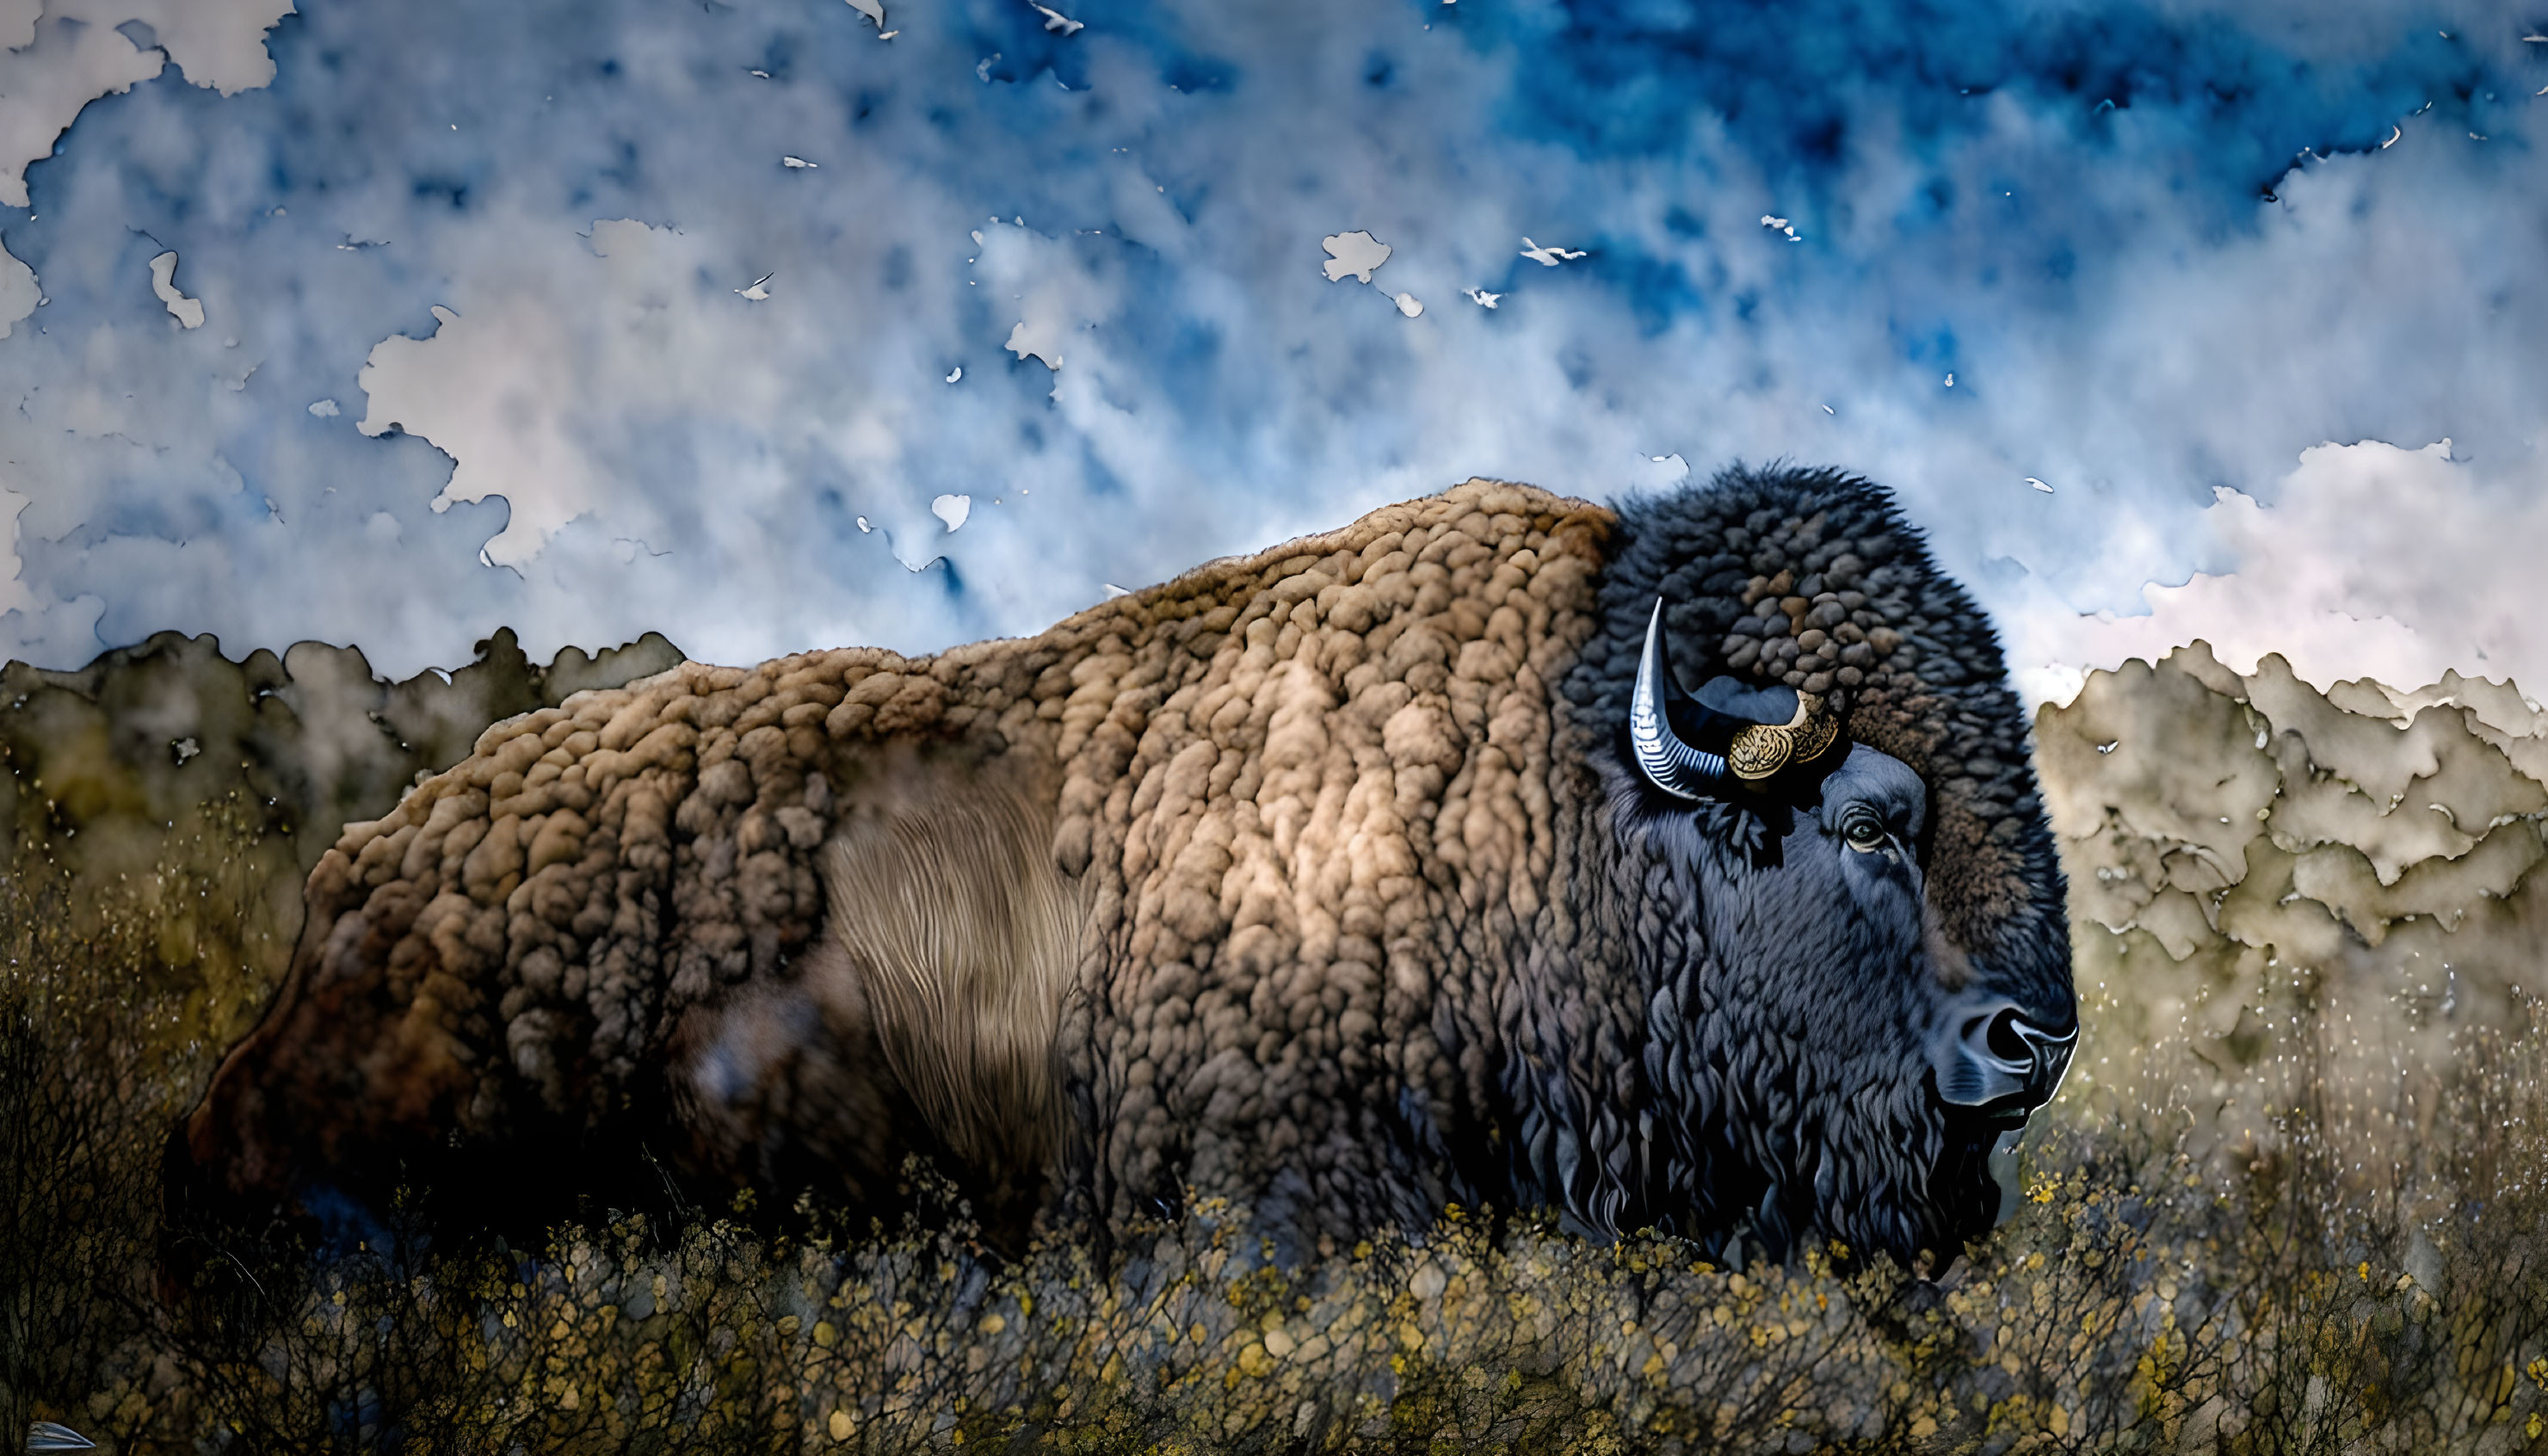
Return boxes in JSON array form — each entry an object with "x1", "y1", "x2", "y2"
[{"x1": 1842, "y1": 811, "x2": 1890, "y2": 853}]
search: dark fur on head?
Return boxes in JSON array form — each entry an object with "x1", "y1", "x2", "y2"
[{"x1": 1523, "y1": 463, "x2": 2071, "y2": 1264}]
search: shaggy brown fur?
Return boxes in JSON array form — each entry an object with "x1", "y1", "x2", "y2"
[
  {"x1": 176, "y1": 472, "x2": 2064, "y2": 1259},
  {"x1": 181, "y1": 482, "x2": 1606, "y2": 1231}
]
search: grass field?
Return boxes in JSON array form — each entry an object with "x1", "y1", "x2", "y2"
[{"x1": 5, "y1": 638, "x2": 2546, "y2": 1454}]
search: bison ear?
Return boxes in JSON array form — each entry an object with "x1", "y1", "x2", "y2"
[{"x1": 1630, "y1": 599, "x2": 1844, "y2": 800}]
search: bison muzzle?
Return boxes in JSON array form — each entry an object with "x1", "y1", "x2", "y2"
[{"x1": 171, "y1": 465, "x2": 2076, "y2": 1268}]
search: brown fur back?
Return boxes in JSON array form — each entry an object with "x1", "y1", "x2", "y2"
[{"x1": 178, "y1": 478, "x2": 1611, "y2": 1243}]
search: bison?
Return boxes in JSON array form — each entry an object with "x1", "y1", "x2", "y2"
[{"x1": 172, "y1": 466, "x2": 2074, "y2": 1268}]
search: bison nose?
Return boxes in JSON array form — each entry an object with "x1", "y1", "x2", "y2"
[{"x1": 1933, "y1": 1002, "x2": 2076, "y2": 1123}]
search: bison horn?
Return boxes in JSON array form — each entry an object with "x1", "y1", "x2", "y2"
[
  {"x1": 1629, "y1": 600, "x2": 1733, "y2": 800},
  {"x1": 1631, "y1": 600, "x2": 1847, "y2": 799}
]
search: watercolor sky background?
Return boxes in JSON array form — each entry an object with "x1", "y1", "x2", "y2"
[{"x1": 1, "y1": 0, "x2": 2543, "y2": 706}]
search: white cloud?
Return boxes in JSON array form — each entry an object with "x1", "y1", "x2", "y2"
[
  {"x1": 355, "y1": 218, "x2": 763, "y2": 568},
  {"x1": 0, "y1": 0, "x2": 292, "y2": 207},
  {"x1": 982, "y1": 219, "x2": 1107, "y2": 376},
  {"x1": 0, "y1": 235, "x2": 34, "y2": 338},
  {"x1": 0, "y1": 11, "x2": 161, "y2": 208},
  {"x1": 147, "y1": 250, "x2": 203, "y2": 327},
  {"x1": 1320, "y1": 230, "x2": 1391, "y2": 284},
  {"x1": 357, "y1": 302, "x2": 595, "y2": 565},
  {"x1": 1003, "y1": 318, "x2": 1063, "y2": 370},
  {"x1": 58, "y1": 0, "x2": 296, "y2": 93},
  {"x1": 2014, "y1": 441, "x2": 2548, "y2": 704}
]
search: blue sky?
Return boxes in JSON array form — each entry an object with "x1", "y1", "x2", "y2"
[{"x1": 1, "y1": 0, "x2": 2542, "y2": 702}]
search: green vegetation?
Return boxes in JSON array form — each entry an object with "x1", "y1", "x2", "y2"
[{"x1": 6, "y1": 639, "x2": 2548, "y2": 1453}]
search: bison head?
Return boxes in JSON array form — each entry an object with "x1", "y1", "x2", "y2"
[{"x1": 1548, "y1": 465, "x2": 2076, "y2": 1268}]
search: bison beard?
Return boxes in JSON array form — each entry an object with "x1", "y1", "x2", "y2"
[{"x1": 170, "y1": 466, "x2": 2073, "y2": 1268}]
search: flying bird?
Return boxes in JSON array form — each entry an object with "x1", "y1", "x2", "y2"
[
  {"x1": 1519, "y1": 238, "x2": 1585, "y2": 266},
  {"x1": 782, "y1": 156, "x2": 818, "y2": 169},
  {"x1": 29, "y1": 1423, "x2": 96, "y2": 1453},
  {"x1": 1031, "y1": 3, "x2": 1084, "y2": 34},
  {"x1": 1464, "y1": 287, "x2": 1502, "y2": 308},
  {"x1": 737, "y1": 273, "x2": 774, "y2": 301}
]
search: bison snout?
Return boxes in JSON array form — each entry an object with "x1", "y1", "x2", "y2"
[{"x1": 1933, "y1": 1002, "x2": 2076, "y2": 1125}]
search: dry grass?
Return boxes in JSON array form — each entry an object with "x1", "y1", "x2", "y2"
[{"x1": 4, "y1": 805, "x2": 2547, "y2": 1456}]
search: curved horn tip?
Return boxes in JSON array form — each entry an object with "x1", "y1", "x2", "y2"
[{"x1": 1629, "y1": 598, "x2": 1727, "y2": 799}]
